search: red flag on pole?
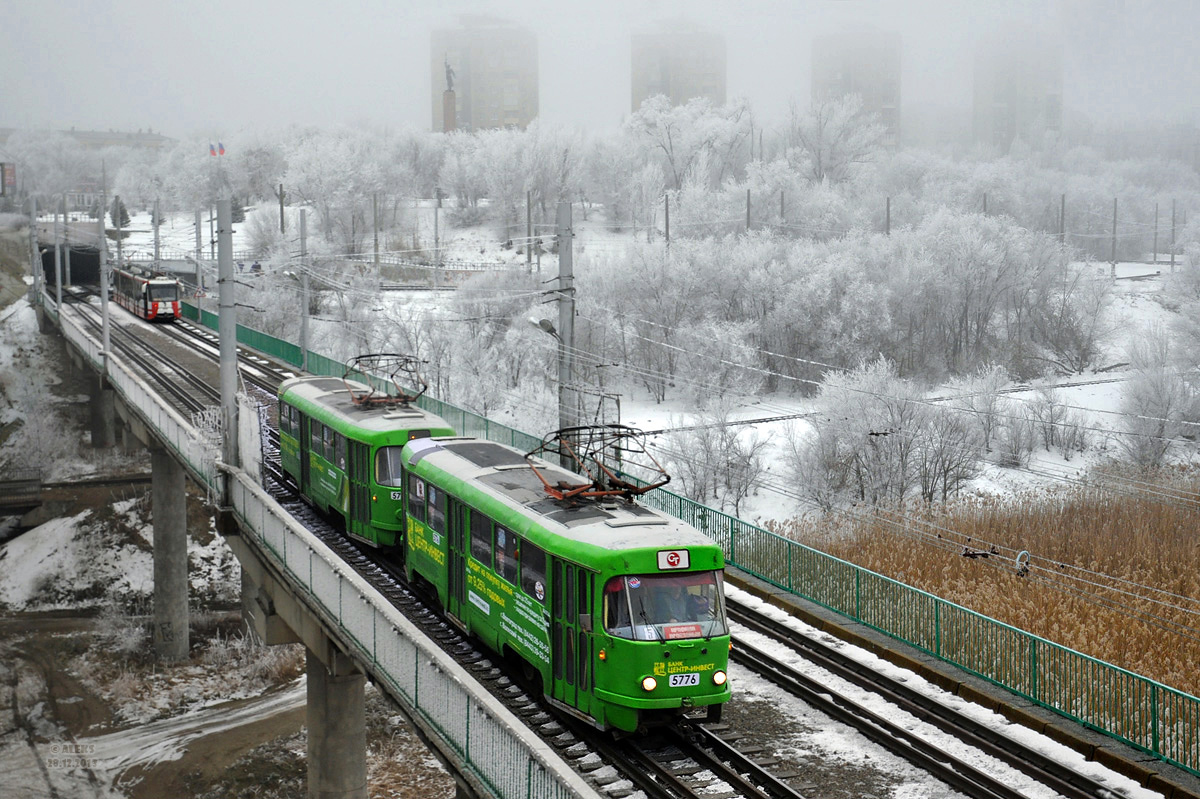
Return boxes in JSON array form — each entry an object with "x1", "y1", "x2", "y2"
[
  {"x1": 218, "y1": 142, "x2": 225, "y2": 155},
  {"x1": 209, "y1": 143, "x2": 217, "y2": 156}
]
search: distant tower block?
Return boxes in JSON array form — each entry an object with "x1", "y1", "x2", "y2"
[{"x1": 443, "y1": 89, "x2": 457, "y2": 132}]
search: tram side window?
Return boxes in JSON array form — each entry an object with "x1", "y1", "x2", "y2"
[
  {"x1": 520, "y1": 541, "x2": 546, "y2": 604},
  {"x1": 278, "y1": 402, "x2": 290, "y2": 436},
  {"x1": 427, "y1": 485, "x2": 445, "y2": 534},
  {"x1": 470, "y1": 512, "x2": 492, "y2": 566},
  {"x1": 322, "y1": 426, "x2": 336, "y2": 462},
  {"x1": 407, "y1": 476, "x2": 426, "y2": 523},
  {"x1": 335, "y1": 435, "x2": 347, "y2": 470},
  {"x1": 310, "y1": 421, "x2": 323, "y2": 454},
  {"x1": 495, "y1": 526, "x2": 518, "y2": 584}
]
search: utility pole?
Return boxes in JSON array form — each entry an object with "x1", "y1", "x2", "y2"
[
  {"x1": 373, "y1": 192, "x2": 379, "y2": 268},
  {"x1": 1111, "y1": 196, "x2": 1118, "y2": 276},
  {"x1": 556, "y1": 201, "x2": 575, "y2": 439},
  {"x1": 982, "y1": 192, "x2": 988, "y2": 214},
  {"x1": 526, "y1": 190, "x2": 532, "y2": 274},
  {"x1": 745, "y1": 189, "x2": 751, "y2": 233},
  {"x1": 194, "y1": 210, "x2": 202, "y2": 295},
  {"x1": 664, "y1": 194, "x2": 670, "y2": 246},
  {"x1": 217, "y1": 198, "x2": 239, "y2": 488},
  {"x1": 885, "y1": 196, "x2": 891, "y2": 235},
  {"x1": 299, "y1": 209, "x2": 310, "y2": 372},
  {"x1": 153, "y1": 197, "x2": 161, "y2": 271},
  {"x1": 1059, "y1": 193, "x2": 1066, "y2": 249},
  {"x1": 277, "y1": 183, "x2": 286, "y2": 235},
  {"x1": 1153, "y1": 202, "x2": 1159, "y2": 267},
  {"x1": 433, "y1": 188, "x2": 442, "y2": 289},
  {"x1": 209, "y1": 206, "x2": 215, "y2": 260},
  {"x1": 1171, "y1": 199, "x2": 1177, "y2": 272},
  {"x1": 780, "y1": 189, "x2": 785, "y2": 226}
]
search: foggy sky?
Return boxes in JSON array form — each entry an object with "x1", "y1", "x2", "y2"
[{"x1": 2, "y1": 0, "x2": 1197, "y2": 140}]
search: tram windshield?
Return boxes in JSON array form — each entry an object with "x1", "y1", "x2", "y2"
[
  {"x1": 375, "y1": 446, "x2": 404, "y2": 487},
  {"x1": 148, "y1": 282, "x2": 178, "y2": 302},
  {"x1": 603, "y1": 571, "x2": 727, "y2": 641}
]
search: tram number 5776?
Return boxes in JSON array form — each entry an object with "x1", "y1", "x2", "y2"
[{"x1": 669, "y1": 673, "x2": 701, "y2": 687}]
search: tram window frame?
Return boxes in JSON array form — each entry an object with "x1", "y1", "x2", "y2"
[
  {"x1": 470, "y1": 511, "x2": 492, "y2": 565},
  {"x1": 519, "y1": 541, "x2": 547, "y2": 604},
  {"x1": 375, "y1": 447, "x2": 404, "y2": 487},
  {"x1": 407, "y1": 475, "x2": 427, "y2": 523},
  {"x1": 495, "y1": 526, "x2": 518, "y2": 584},
  {"x1": 427, "y1": 484, "x2": 446, "y2": 534},
  {"x1": 310, "y1": 421, "x2": 323, "y2": 454}
]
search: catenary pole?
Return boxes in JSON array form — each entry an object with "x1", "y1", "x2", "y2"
[
  {"x1": 99, "y1": 183, "x2": 110, "y2": 370},
  {"x1": 557, "y1": 201, "x2": 575, "y2": 438},
  {"x1": 54, "y1": 200, "x2": 62, "y2": 310},
  {"x1": 153, "y1": 198, "x2": 161, "y2": 270},
  {"x1": 217, "y1": 198, "x2": 239, "y2": 485},
  {"x1": 194, "y1": 210, "x2": 202, "y2": 295},
  {"x1": 27, "y1": 196, "x2": 37, "y2": 305},
  {"x1": 373, "y1": 192, "x2": 379, "y2": 268},
  {"x1": 526, "y1": 190, "x2": 532, "y2": 274},
  {"x1": 300, "y1": 209, "x2": 309, "y2": 372},
  {"x1": 63, "y1": 200, "x2": 71, "y2": 286}
]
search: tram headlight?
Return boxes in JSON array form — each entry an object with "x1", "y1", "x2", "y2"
[
  {"x1": 641, "y1": 676, "x2": 657, "y2": 692},
  {"x1": 712, "y1": 670, "x2": 727, "y2": 686}
]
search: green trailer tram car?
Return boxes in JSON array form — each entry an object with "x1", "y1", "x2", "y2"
[
  {"x1": 277, "y1": 374, "x2": 456, "y2": 547},
  {"x1": 398, "y1": 435, "x2": 732, "y2": 733}
]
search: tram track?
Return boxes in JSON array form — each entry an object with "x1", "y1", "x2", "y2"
[{"x1": 728, "y1": 599, "x2": 1128, "y2": 799}]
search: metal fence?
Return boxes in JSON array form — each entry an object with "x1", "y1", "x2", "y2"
[{"x1": 179, "y1": 301, "x2": 1200, "y2": 778}]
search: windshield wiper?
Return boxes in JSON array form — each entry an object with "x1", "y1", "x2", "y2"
[{"x1": 636, "y1": 602, "x2": 664, "y2": 642}]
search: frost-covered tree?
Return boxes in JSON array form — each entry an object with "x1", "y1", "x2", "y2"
[
  {"x1": 785, "y1": 94, "x2": 886, "y2": 184},
  {"x1": 626, "y1": 95, "x2": 751, "y2": 192}
]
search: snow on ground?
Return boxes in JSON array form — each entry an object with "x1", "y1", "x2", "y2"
[{"x1": 726, "y1": 584, "x2": 1166, "y2": 799}]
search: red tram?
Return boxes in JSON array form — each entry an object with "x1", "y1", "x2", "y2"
[{"x1": 112, "y1": 266, "x2": 181, "y2": 322}]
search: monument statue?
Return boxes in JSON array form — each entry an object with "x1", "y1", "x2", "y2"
[{"x1": 444, "y1": 59, "x2": 455, "y2": 92}]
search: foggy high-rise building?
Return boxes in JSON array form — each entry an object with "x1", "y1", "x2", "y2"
[
  {"x1": 812, "y1": 28, "x2": 902, "y2": 148},
  {"x1": 973, "y1": 27, "x2": 1063, "y2": 151},
  {"x1": 430, "y1": 18, "x2": 539, "y2": 133},
  {"x1": 631, "y1": 22, "x2": 726, "y2": 112}
]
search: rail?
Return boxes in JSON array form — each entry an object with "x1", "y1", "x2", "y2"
[{"x1": 173, "y1": 297, "x2": 1200, "y2": 779}]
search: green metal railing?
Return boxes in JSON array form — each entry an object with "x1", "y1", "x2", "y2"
[{"x1": 181, "y1": 301, "x2": 1200, "y2": 777}]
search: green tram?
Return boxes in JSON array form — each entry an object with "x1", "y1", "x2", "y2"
[
  {"x1": 277, "y1": 374, "x2": 456, "y2": 546},
  {"x1": 399, "y1": 435, "x2": 732, "y2": 733}
]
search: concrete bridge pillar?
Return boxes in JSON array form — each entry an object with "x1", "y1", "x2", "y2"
[
  {"x1": 89, "y1": 375, "x2": 115, "y2": 448},
  {"x1": 151, "y1": 446, "x2": 189, "y2": 661},
  {"x1": 306, "y1": 647, "x2": 367, "y2": 799}
]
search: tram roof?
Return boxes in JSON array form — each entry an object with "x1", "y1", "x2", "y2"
[
  {"x1": 404, "y1": 436, "x2": 716, "y2": 552},
  {"x1": 279, "y1": 375, "x2": 450, "y2": 434}
]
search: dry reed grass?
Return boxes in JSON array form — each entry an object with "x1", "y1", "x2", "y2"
[{"x1": 772, "y1": 466, "x2": 1200, "y2": 697}]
